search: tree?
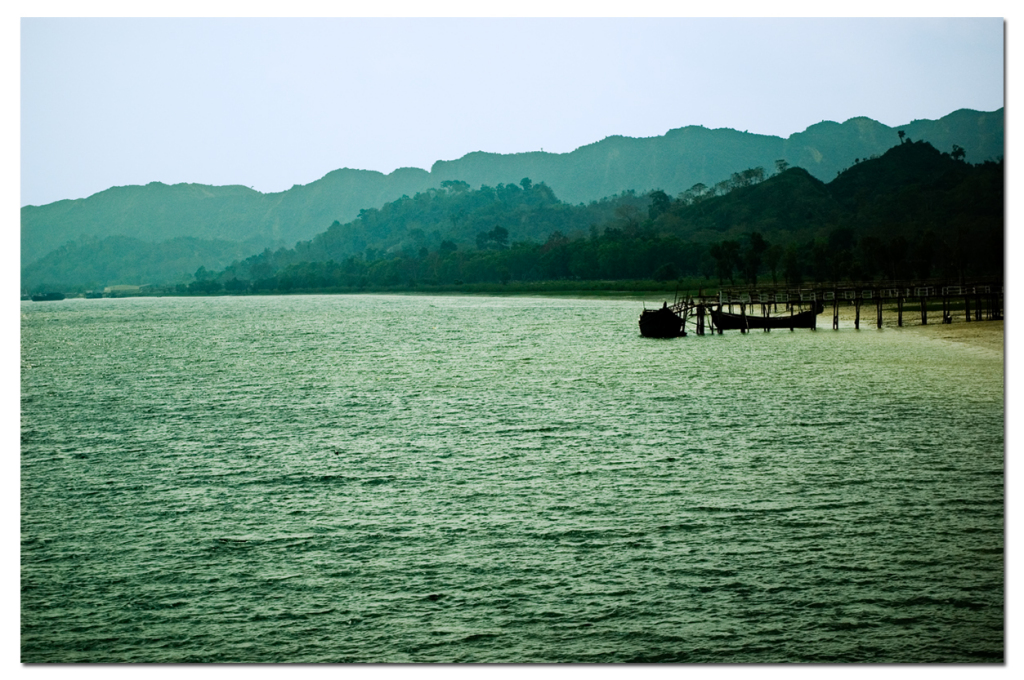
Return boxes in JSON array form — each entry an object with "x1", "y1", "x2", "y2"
[
  {"x1": 653, "y1": 262, "x2": 678, "y2": 282},
  {"x1": 741, "y1": 232, "x2": 768, "y2": 285},
  {"x1": 441, "y1": 180, "x2": 470, "y2": 193},
  {"x1": 898, "y1": 130, "x2": 906, "y2": 144},
  {"x1": 782, "y1": 245, "x2": 802, "y2": 287},
  {"x1": 615, "y1": 205, "x2": 642, "y2": 234},
  {"x1": 682, "y1": 183, "x2": 707, "y2": 202},
  {"x1": 951, "y1": 144, "x2": 966, "y2": 162},
  {"x1": 764, "y1": 244, "x2": 783, "y2": 286},
  {"x1": 520, "y1": 177, "x2": 532, "y2": 191},
  {"x1": 827, "y1": 227, "x2": 856, "y2": 253},
  {"x1": 709, "y1": 240, "x2": 741, "y2": 284},
  {"x1": 475, "y1": 226, "x2": 508, "y2": 250},
  {"x1": 489, "y1": 226, "x2": 509, "y2": 249},
  {"x1": 648, "y1": 190, "x2": 671, "y2": 220},
  {"x1": 699, "y1": 252, "x2": 716, "y2": 282},
  {"x1": 885, "y1": 236, "x2": 909, "y2": 283},
  {"x1": 913, "y1": 230, "x2": 936, "y2": 279},
  {"x1": 857, "y1": 236, "x2": 884, "y2": 280},
  {"x1": 449, "y1": 209, "x2": 465, "y2": 231},
  {"x1": 775, "y1": 159, "x2": 790, "y2": 174}
]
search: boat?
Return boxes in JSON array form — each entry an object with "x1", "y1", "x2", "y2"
[
  {"x1": 30, "y1": 292, "x2": 65, "y2": 302},
  {"x1": 710, "y1": 302, "x2": 824, "y2": 331},
  {"x1": 639, "y1": 302, "x2": 685, "y2": 338}
]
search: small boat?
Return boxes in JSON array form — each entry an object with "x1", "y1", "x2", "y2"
[
  {"x1": 30, "y1": 292, "x2": 65, "y2": 302},
  {"x1": 639, "y1": 302, "x2": 685, "y2": 338},
  {"x1": 710, "y1": 302, "x2": 824, "y2": 331}
]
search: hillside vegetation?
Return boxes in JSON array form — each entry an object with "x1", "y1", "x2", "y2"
[
  {"x1": 95, "y1": 138, "x2": 999, "y2": 297},
  {"x1": 21, "y1": 108, "x2": 1003, "y2": 273}
]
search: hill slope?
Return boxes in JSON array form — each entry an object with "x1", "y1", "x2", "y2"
[
  {"x1": 203, "y1": 140, "x2": 1003, "y2": 291},
  {"x1": 24, "y1": 138, "x2": 1002, "y2": 292},
  {"x1": 21, "y1": 108, "x2": 1002, "y2": 282}
]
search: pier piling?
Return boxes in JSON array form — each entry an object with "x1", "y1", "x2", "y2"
[{"x1": 648, "y1": 280, "x2": 1000, "y2": 338}]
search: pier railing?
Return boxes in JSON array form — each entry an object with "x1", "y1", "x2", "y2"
[{"x1": 666, "y1": 279, "x2": 1002, "y2": 335}]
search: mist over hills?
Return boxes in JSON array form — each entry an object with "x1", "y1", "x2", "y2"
[{"x1": 21, "y1": 107, "x2": 1002, "y2": 290}]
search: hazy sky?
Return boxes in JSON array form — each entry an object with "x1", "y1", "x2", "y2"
[{"x1": 20, "y1": 17, "x2": 1004, "y2": 207}]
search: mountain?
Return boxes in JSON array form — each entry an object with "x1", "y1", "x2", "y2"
[
  {"x1": 25, "y1": 138, "x2": 1002, "y2": 293},
  {"x1": 21, "y1": 108, "x2": 1003, "y2": 287},
  {"x1": 203, "y1": 140, "x2": 1004, "y2": 291},
  {"x1": 20, "y1": 167, "x2": 438, "y2": 269},
  {"x1": 21, "y1": 236, "x2": 261, "y2": 292},
  {"x1": 666, "y1": 139, "x2": 1002, "y2": 246}
]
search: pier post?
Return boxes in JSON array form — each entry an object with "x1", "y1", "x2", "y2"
[
  {"x1": 855, "y1": 297, "x2": 860, "y2": 330},
  {"x1": 965, "y1": 296, "x2": 971, "y2": 322},
  {"x1": 832, "y1": 295, "x2": 839, "y2": 330},
  {"x1": 975, "y1": 295, "x2": 982, "y2": 321},
  {"x1": 740, "y1": 303, "x2": 747, "y2": 334},
  {"x1": 921, "y1": 297, "x2": 927, "y2": 325},
  {"x1": 876, "y1": 295, "x2": 882, "y2": 329},
  {"x1": 898, "y1": 294, "x2": 903, "y2": 327}
]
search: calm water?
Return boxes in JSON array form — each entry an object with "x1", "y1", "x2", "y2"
[{"x1": 21, "y1": 294, "x2": 1004, "y2": 662}]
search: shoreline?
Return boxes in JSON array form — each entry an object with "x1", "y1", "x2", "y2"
[
  {"x1": 824, "y1": 303, "x2": 1003, "y2": 352},
  {"x1": 895, "y1": 319, "x2": 1004, "y2": 353}
]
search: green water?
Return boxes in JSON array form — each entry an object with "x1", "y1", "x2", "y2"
[{"x1": 21, "y1": 294, "x2": 1004, "y2": 662}]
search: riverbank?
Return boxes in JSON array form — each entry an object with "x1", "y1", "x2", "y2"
[
  {"x1": 822, "y1": 302, "x2": 1004, "y2": 352},
  {"x1": 899, "y1": 319, "x2": 1004, "y2": 353}
]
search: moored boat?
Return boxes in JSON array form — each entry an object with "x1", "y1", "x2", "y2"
[
  {"x1": 639, "y1": 302, "x2": 685, "y2": 338},
  {"x1": 30, "y1": 292, "x2": 65, "y2": 302},
  {"x1": 710, "y1": 302, "x2": 824, "y2": 331}
]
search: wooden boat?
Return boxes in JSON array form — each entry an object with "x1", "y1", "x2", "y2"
[
  {"x1": 710, "y1": 302, "x2": 824, "y2": 331},
  {"x1": 30, "y1": 292, "x2": 65, "y2": 302},
  {"x1": 639, "y1": 303, "x2": 685, "y2": 338}
]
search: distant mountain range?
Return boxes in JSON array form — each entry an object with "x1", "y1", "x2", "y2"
[
  {"x1": 23, "y1": 137, "x2": 1003, "y2": 292},
  {"x1": 21, "y1": 107, "x2": 1003, "y2": 289}
]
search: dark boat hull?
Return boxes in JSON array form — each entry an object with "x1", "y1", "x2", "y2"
[
  {"x1": 710, "y1": 302, "x2": 823, "y2": 331},
  {"x1": 639, "y1": 306, "x2": 685, "y2": 338},
  {"x1": 31, "y1": 292, "x2": 65, "y2": 302}
]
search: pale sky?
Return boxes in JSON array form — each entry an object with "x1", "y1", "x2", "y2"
[{"x1": 19, "y1": 15, "x2": 1005, "y2": 207}]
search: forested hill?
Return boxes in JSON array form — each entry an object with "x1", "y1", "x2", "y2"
[
  {"x1": 181, "y1": 140, "x2": 1005, "y2": 293},
  {"x1": 23, "y1": 138, "x2": 1002, "y2": 293},
  {"x1": 21, "y1": 108, "x2": 1002, "y2": 268}
]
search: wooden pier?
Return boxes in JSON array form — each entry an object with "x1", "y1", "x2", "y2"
[{"x1": 661, "y1": 281, "x2": 1003, "y2": 336}]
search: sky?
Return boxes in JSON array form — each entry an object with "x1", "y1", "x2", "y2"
[{"x1": 18, "y1": 15, "x2": 1006, "y2": 208}]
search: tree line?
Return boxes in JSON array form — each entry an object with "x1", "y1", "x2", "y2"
[
  {"x1": 174, "y1": 138, "x2": 999, "y2": 295},
  {"x1": 27, "y1": 136, "x2": 1002, "y2": 295}
]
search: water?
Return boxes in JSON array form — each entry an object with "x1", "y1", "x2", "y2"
[{"x1": 20, "y1": 294, "x2": 1004, "y2": 662}]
